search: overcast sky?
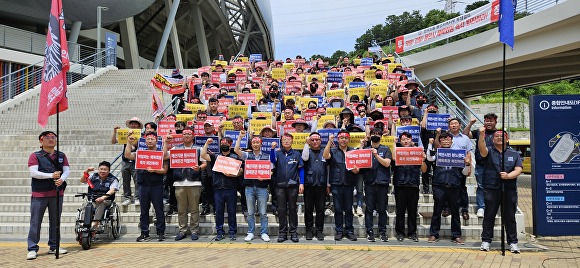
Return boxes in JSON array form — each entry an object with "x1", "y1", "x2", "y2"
[{"x1": 269, "y1": 0, "x2": 474, "y2": 60}]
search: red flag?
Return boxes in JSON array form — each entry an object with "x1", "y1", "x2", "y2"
[{"x1": 38, "y1": 0, "x2": 70, "y2": 127}]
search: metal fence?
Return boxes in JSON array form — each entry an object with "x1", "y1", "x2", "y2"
[{"x1": 0, "y1": 46, "x2": 115, "y2": 104}]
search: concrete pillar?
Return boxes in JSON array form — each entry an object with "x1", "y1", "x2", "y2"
[
  {"x1": 119, "y1": 17, "x2": 140, "y2": 69},
  {"x1": 166, "y1": 0, "x2": 183, "y2": 69},
  {"x1": 153, "y1": 0, "x2": 181, "y2": 69},
  {"x1": 68, "y1": 21, "x2": 82, "y2": 62},
  {"x1": 192, "y1": 0, "x2": 210, "y2": 66}
]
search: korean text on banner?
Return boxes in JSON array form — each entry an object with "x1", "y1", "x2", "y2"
[
  {"x1": 394, "y1": 147, "x2": 424, "y2": 166},
  {"x1": 212, "y1": 155, "x2": 242, "y2": 176},
  {"x1": 37, "y1": 0, "x2": 70, "y2": 127},
  {"x1": 436, "y1": 148, "x2": 467, "y2": 168},
  {"x1": 135, "y1": 150, "x2": 164, "y2": 170},
  {"x1": 170, "y1": 149, "x2": 198, "y2": 168},
  {"x1": 345, "y1": 149, "x2": 373, "y2": 169},
  {"x1": 244, "y1": 160, "x2": 272, "y2": 180},
  {"x1": 116, "y1": 128, "x2": 141, "y2": 145},
  {"x1": 426, "y1": 113, "x2": 451, "y2": 130}
]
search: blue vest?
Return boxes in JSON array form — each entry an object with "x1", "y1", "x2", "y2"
[
  {"x1": 363, "y1": 145, "x2": 392, "y2": 185},
  {"x1": 244, "y1": 151, "x2": 270, "y2": 188},
  {"x1": 171, "y1": 145, "x2": 202, "y2": 182},
  {"x1": 482, "y1": 146, "x2": 521, "y2": 190},
  {"x1": 328, "y1": 147, "x2": 356, "y2": 186},
  {"x1": 393, "y1": 165, "x2": 421, "y2": 187},
  {"x1": 31, "y1": 150, "x2": 66, "y2": 193},
  {"x1": 136, "y1": 168, "x2": 165, "y2": 186},
  {"x1": 304, "y1": 149, "x2": 327, "y2": 186},
  {"x1": 212, "y1": 152, "x2": 241, "y2": 190},
  {"x1": 432, "y1": 166, "x2": 462, "y2": 188},
  {"x1": 273, "y1": 149, "x2": 302, "y2": 187},
  {"x1": 88, "y1": 174, "x2": 118, "y2": 201}
]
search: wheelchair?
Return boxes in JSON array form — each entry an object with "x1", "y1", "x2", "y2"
[{"x1": 74, "y1": 192, "x2": 121, "y2": 250}]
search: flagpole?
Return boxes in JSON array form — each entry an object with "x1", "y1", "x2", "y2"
[
  {"x1": 55, "y1": 103, "x2": 60, "y2": 259},
  {"x1": 500, "y1": 43, "x2": 506, "y2": 256}
]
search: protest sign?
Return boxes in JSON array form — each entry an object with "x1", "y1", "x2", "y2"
[
  {"x1": 426, "y1": 113, "x2": 451, "y2": 130},
  {"x1": 135, "y1": 150, "x2": 164, "y2": 170},
  {"x1": 345, "y1": 149, "x2": 373, "y2": 169},
  {"x1": 170, "y1": 149, "x2": 198, "y2": 168},
  {"x1": 394, "y1": 147, "x2": 424, "y2": 166},
  {"x1": 436, "y1": 148, "x2": 467, "y2": 168},
  {"x1": 244, "y1": 160, "x2": 272, "y2": 180},
  {"x1": 213, "y1": 155, "x2": 242, "y2": 176}
]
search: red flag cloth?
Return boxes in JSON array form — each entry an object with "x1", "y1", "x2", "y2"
[{"x1": 38, "y1": 0, "x2": 70, "y2": 127}]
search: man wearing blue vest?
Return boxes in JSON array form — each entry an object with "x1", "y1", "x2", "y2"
[
  {"x1": 362, "y1": 128, "x2": 392, "y2": 243},
  {"x1": 125, "y1": 132, "x2": 168, "y2": 242},
  {"x1": 301, "y1": 132, "x2": 328, "y2": 241},
  {"x1": 426, "y1": 131, "x2": 470, "y2": 245},
  {"x1": 165, "y1": 127, "x2": 206, "y2": 241},
  {"x1": 270, "y1": 133, "x2": 303, "y2": 243},
  {"x1": 201, "y1": 137, "x2": 242, "y2": 241},
  {"x1": 80, "y1": 161, "x2": 119, "y2": 231},
  {"x1": 323, "y1": 130, "x2": 360, "y2": 242},
  {"x1": 27, "y1": 131, "x2": 70, "y2": 260},
  {"x1": 234, "y1": 130, "x2": 272, "y2": 242},
  {"x1": 478, "y1": 127, "x2": 523, "y2": 253}
]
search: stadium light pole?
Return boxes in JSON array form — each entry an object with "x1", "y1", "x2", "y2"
[{"x1": 96, "y1": 6, "x2": 108, "y2": 66}]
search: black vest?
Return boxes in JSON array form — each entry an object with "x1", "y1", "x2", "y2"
[
  {"x1": 31, "y1": 150, "x2": 66, "y2": 193},
  {"x1": 212, "y1": 152, "x2": 241, "y2": 190},
  {"x1": 432, "y1": 166, "x2": 463, "y2": 188},
  {"x1": 88, "y1": 174, "x2": 118, "y2": 201},
  {"x1": 171, "y1": 146, "x2": 202, "y2": 182},
  {"x1": 328, "y1": 147, "x2": 355, "y2": 186},
  {"x1": 364, "y1": 145, "x2": 392, "y2": 185},
  {"x1": 393, "y1": 165, "x2": 421, "y2": 187},
  {"x1": 136, "y1": 168, "x2": 165, "y2": 186},
  {"x1": 304, "y1": 149, "x2": 327, "y2": 186}
]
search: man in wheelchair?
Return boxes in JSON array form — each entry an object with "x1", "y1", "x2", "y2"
[{"x1": 80, "y1": 161, "x2": 119, "y2": 230}]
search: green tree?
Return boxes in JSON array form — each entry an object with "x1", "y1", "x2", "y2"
[
  {"x1": 330, "y1": 50, "x2": 348, "y2": 65},
  {"x1": 465, "y1": 1, "x2": 490, "y2": 13}
]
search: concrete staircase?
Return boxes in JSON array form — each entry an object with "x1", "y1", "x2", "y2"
[{"x1": 0, "y1": 68, "x2": 519, "y2": 241}]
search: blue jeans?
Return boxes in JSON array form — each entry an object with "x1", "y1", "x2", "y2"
[
  {"x1": 354, "y1": 174, "x2": 364, "y2": 207},
  {"x1": 214, "y1": 188, "x2": 237, "y2": 235},
  {"x1": 139, "y1": 184, "x2": 165, "y2": 235},
  {"x1": 245, "y1": 186, "x2": 269, "y2": 235},
  {"x1": 475, "y1": 165, "x2": 485, "y2": 210},
  {"x1": 331, "y1": 184, "x2": 355, "y2": 234},
  {"x1": 27, "y1": 196, "x2": 63, "y2": 252}
]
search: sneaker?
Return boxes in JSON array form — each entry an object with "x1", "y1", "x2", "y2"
[
  {"x1": 244, "y1": 233, "x2": 255, "y2": 242},
  {"x1": 215, "y1": 234, "x2": 224, "y2": 241},
  {"x1": 261, "y1": 233, "x2": 270, "y2": 242},
  {"x1": 175, "y1": 232, "x2": 186, "y2": 241},
  {"x1": 26, "y1": 251, "x2": 37, "y2": 260},
  {"x1": 136, "y1": 233, "x2": 151, "y2": 242},
  {"x1": 334, "y1": 232, "x2": 343, "y2": 241},
  {"x1": 191, "y1": 233, "x2": 199, "y2": 241},
  {"x1": 346, "y1": 232, "x2": 357, "y2": 241},
  {"x1": 509, "y1": 243, "x2": 520, "y2": 253},
  {"x1": 480, "y1": 241, "x2": 490, "y2": 251},
  {"x1": 229, "y1": 234, "x2": 236, "y2": 241},
  {"x1": 462, "y1": 211, "x2": 470, "y2": 221},
  {"x1": 121, "y1": 199, "x2": 131, "y2": 206},
  {"x1": 316, "y1": 231, "x2": 324, "y2": 241},
  {"x1": 356, "y1": 206, "x2": 364, "y2": 217},
  {"x1": 291, "y1": 233, "x2": 299, "y2": 243},
  {"x1": 134, "y1": 200, "x2": 140, "y2": 206},
  {"x1": 200, "y1": 207, "x2": 210, "y2": 216},
  {"x1": 410, "y1": 235, "x2": 419, "y2": 242},
  {"x1": 428, "y1": 236, "x2": 438, "y2": 243},
  {"x1": 277, "y1": 235, "x2": 287, "y2": 243},
  {"x1": 380, "y1": 234, "x2": 389, "y2": 242},
  {"x1": 48, "y1": 247, "x2": 67, "y2": 254},
  {"x1": 158, "y1": 234, "x2": 165, "y2": 241},
  {"x1": 305, "y1": 230, "x2": 313, "y2": 240},
  {"x1": 477, "y1": 208, "x2": 484, "y2": 218},
  {"x1": 367, "y1": 233, "x2": 376, "y2": 242},
  {"x1": 452, "y1": 237, "x2": 465, "y2": 245},
  {"x1": 324, "y1": 208, "x2": 333, "y2": 216},
  {"x1": 373, "y1": 210, "x2": 378, "y2": 217},
  {"x1": 396, "y1": 234, "x2": 404, "y2": 242}
]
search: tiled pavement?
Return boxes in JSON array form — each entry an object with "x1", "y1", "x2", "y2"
[{"x1": 2, "y1": 175, "x2": 579, "y2": 267}]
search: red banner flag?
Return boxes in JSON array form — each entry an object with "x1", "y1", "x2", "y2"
[{"x1": 37, "y1": 0, "x2": 70, "y2": 127}]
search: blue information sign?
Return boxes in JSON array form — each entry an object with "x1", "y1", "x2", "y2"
[
  {"x1": 349, "y1": 82, "x2": 367, "y2": 88},
  {"x1": 396, "y1": 125, "x2": 421, "y2": 143},
  {"x1": 260, "y1": 138, "x2": 280, "y2": 155},
  {"x1": 224, "y1": 130, "x2": 248, "y2": 148},
  {"x1": 318, "y1": 128, "x2": 339, "y2": 147},
  {"x1": 435, "y1": 148, "x2": 466, "y2": 168},
  {"x1": 249, "y1": 54, "x2": 262, "y2": 63},
  {"x1": 360, "y1": 58, "x2": 373, "y2": 66},
  {"x1": 530, "y1": 95, "x2": 580, "y2": 236},
  {"x1": 195, "y1": 136, "x2": 220, "y2": 154},
  {"x1": 426, "y1": 113, "x2": 450, "y2": 130},
  {"x1": 327, "y1": 72, "x2": 343, "y2": 83}
]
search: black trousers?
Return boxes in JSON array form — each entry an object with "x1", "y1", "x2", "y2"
[
  {"x1": 421, "y1": 160, "x2": 435, "y2": 192},
  {"x1": 304, "y1": 185, "x2": 326, "y2": 233},
  {"x1": 201, "y1": 169, "x2": 214, "y2": 210},
  {"x1": 481, "y1": 188, "x2": 518, "y2": 244},
  {"x1": 364, "y1": 184, "x2": 389, "y2": 235},
  {"x1": 430, "y1": 186, "x2": 461, "y2": 239},
  {"x1": 394, "y1": 186, "x2": 419, "y2": 237},
  {"x1": 276, "y1": 186, "x2": 298, "y2": 235}
]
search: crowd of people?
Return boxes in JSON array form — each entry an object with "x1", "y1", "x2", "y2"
[{"x1": 26, "y1": 54, "x2": 523, "y2": 260}]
